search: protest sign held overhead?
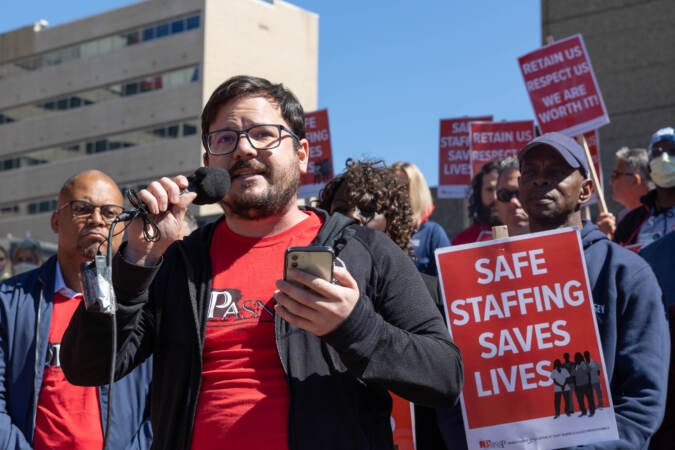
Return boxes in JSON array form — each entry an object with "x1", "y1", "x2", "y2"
[
  {"x1": 469, "y1": 120, "x2": 535, "y2": 178},
  {"x1": 518, "y1": 34, "x2": 609, "y2": 136},
  {"x1": 438, "y1": 116, "x2": 493, "y2": 198},
  {"x1": 436, "y1": 228, "x2": 618, "y2": 449},
  {"x1": 299, "y1": 109, "x2": 334, "y2": 199}
]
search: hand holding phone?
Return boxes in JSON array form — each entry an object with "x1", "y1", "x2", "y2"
[
  {"x1": 284, "y1": 246, "x2": 334, "y2": 284},
  {"x1": 276, "y1": 246, "x2": 359, "y2": 336}
]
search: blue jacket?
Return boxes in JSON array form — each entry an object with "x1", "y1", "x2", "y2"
[
  {"x1": 639, "y1": 231, "x2": 675, "y2": 307},
  {"x1": 574, "y1": 221, "x2": 669, "y2": 449},
  {"x1": 412, "y1": 220, "x2": 450, "y2": 276},
  {"x1": 0, "y1": 256, "x2": 152, "y2": 449}
]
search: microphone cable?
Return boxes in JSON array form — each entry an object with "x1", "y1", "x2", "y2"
[
  {"x1": 124, "y1": 188, "x2": 161, "y2": 242},
  {"x1": 100, "y1": 189, "x2": 162, "y2": 450},
  {"x1": 101, "y1": 215, "x2": 119, "y2": 450},
  {"x1": 96, "y1": 166, "x2": 230, "y2": 448}
]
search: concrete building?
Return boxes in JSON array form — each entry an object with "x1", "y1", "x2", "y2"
[
  {"x1": 0, "y1": 0, "x2": 318, "y2": 244},
  {"x1": 541, "y1": 0, "x2": 675, "y2": 213}
]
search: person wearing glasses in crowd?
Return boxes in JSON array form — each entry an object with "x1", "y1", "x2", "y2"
[
  {"x1": 495, "y1": 156, "x2": 529, "y2": 237},
  {"x1": 0, "y1": 170, "x2": 152, "y2": 449},
  {"x1": 61, "y1": 75, "x2": 463, "y2": 450},
  {"x1": 613, "y1": 126, "x2": 675, "y2": 249},
  {"x1": 318, "y1": 158, "x2": 416, "y2": 251},
  {"x1": 594, "y1": 146, "x2": 652, "y2": 239}
]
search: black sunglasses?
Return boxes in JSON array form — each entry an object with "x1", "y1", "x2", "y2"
[{"x1": 497, "y1": 188, "x2": 519, "y2": 203}]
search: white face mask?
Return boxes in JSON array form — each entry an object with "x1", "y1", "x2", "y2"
[
  {"x1": 649, "y1": 153, "x2": 675, "y2": 188},
  {"x1": 12, "y1": 262, "x2": 38, "y2": 275}
]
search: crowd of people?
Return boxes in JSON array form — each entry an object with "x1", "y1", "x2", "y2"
[{"x1": 0, "y1": 74, "x2": 672, "y2": 450}]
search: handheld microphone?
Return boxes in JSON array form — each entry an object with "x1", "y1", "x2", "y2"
[
  {"x1": 186, "y1": 166, "x2": 231, "y2": 205},
  {"x1": 117, "y1": 167, "x2": 231, "y2": 221},
  {"x1": 81, "y1": 167, "x2": 231, "y2": 314}
]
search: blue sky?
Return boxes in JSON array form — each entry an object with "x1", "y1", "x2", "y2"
[{"x1": 1, "y1": 0, "x2": 541, "y2": 187}]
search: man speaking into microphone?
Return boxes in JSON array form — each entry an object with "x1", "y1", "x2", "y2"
[{"x1": 62, "y1": 75, "x2": 463, "y2": 450}]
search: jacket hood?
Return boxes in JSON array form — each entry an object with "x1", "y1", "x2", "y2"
[
  {"x1": 580, "y1": 220, "x2": 609, "y2": 250},
  {"x1": 307, "y1": 207, "x2": 358, "y2": 246}
]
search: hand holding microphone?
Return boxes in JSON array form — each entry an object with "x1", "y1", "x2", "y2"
[{"x1": 123, "y1": 167, "x2": 230, "y2": 265}]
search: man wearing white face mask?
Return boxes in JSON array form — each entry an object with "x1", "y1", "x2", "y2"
[
  {"x1": 614, "y1": 126, "x2": 675, "y2": 250},
  {"x1": 11, "y1": 239, "x2": 42, "y2": 275}
]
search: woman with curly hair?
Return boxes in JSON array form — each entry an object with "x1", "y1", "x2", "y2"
[
  {"x1": 320, "y1": 159, "x2": 449, "y2": 450},
  {"x1": 317, "y1": 158, "x2": 415, "y2": 254}
]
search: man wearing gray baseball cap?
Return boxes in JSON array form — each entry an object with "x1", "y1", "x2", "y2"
[{"x1": 518, "y1": 131, "x2": 668, "y2": 449}]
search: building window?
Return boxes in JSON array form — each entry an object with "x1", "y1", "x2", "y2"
[
  {"x1": 156, "y1": 23, "x2": 170, "y2": 38},
  {"x1": 171, "y1": 20, "x2": 185, "y2": 33},
  {"x1": 142, "y1": 27, "x2": 155, "y2": 41},
  {"x1": 1, "y1": 65, "x2": 199, "y2": 126},
  {"x1": 186, "y1": 15, "x2": 200, "y2": 30},
  {"x1": 0, "y1": 119, "x2": 200, "y2": 172},
  {"x1": 0, "y1": 12, "x2": 202, "y2": 79}
]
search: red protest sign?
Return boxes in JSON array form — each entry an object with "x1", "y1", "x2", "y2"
[
  {"x1": 438, "y1": 116, "x2": 493, "y2": 199},
  {"x1": 436, "y1": 229, "x2": 618, "y2": 449},
  {"x1": 469, "y1": 121, "x2": 535, "y2": 178},
  {"x1": 300, "y1": 109, "x2": 334, "y2": 199},
  {"x1": 391, "y1": 394, "x2": 415, "y2": 450},
  {"x1": 518, "y1": 34, "x2": 609, "y2": 136}
]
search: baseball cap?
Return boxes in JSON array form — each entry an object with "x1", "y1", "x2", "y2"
[
  {"x1": 648, "y1": 127, "x2": 674, "y2": 154},
  {"x1": 518, "y1": 132, "x2": 589, "y2": 177}
]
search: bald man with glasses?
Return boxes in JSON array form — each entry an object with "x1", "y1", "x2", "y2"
[{"x1": 0, "y1": 170, "x2": 152, "y2": 449}]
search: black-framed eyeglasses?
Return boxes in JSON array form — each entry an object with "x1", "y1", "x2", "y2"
[
  {"x1": 57, "y1": 200, "x2": 124, "y2": 223},
  {"x1": 497, "y1": 188, "x2": 519, "y2": 203},
  {"x1": 205, "y1": 124, "x2": 300, "y2": 156},
  {"x1": 610, "y1": 171, "x2": 635, "y2": 180}
]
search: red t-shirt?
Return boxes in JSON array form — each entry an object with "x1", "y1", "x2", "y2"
[
  {"x1": 33, "y1": 292, "x2": 103, "y2": 450},
  {"x1": 450, "y1": 222, "x2": 493, "y2": 245},
  {"x1": 191, "y1": 211, "x2": 323, "y2": 450}
]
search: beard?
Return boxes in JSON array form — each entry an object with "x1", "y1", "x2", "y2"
[
  {"x1": 77, "y1": 236, "x2": 107, "y2": 261},
  {"x1": 477, "y1": 203, "x2": 502, "y2": 227},
  {"x1": 224, "y1": 158, "x2": 301, "y2": 220}
]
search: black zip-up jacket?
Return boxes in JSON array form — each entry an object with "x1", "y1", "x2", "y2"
[
  {"x1": 613, "y1": 190, "x2": 655, "y2": 246},
  {"x1": 61, "y1": 209, "x2": 463, "y2": 450}
]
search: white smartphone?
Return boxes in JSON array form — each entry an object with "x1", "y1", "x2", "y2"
[{"x1": 284, "y1": 246, "x2": 335, "y2": 283}]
